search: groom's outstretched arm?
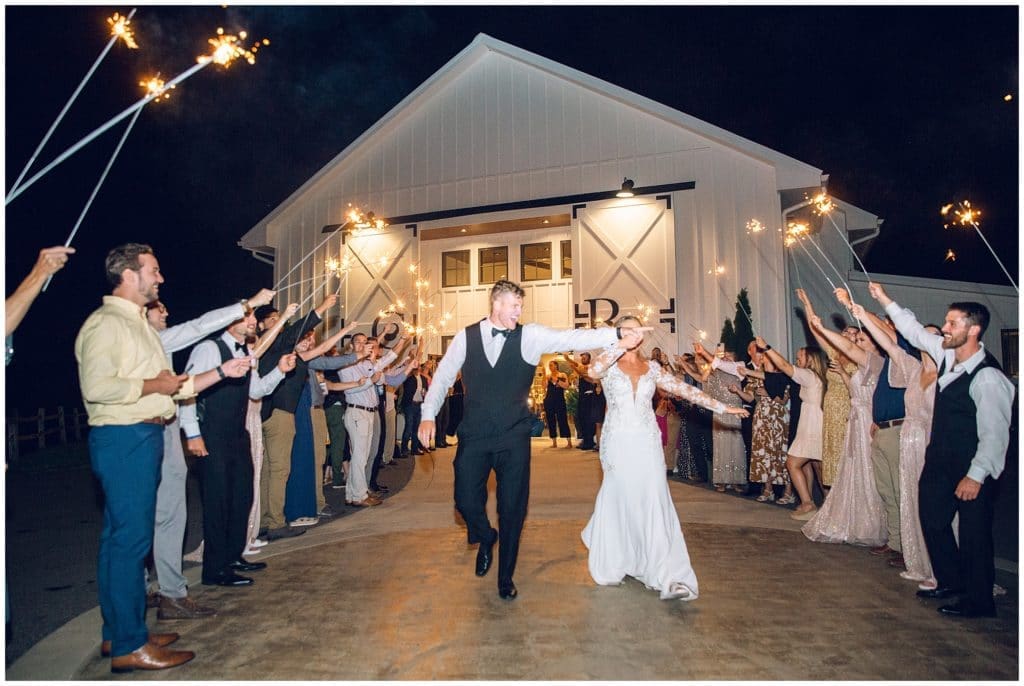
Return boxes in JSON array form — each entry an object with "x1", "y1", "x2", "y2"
[
  {"x1": 520, "y1": 324, "x2": 620, "y2": 364},
  {"x1": 420, "y1": 328, "x2": 467, "y2": 428}
]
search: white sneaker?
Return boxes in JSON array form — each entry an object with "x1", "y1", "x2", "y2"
[
  {"x1": 248, "y1": 538, "x2": 268, "y2": 548},
  {"x1": 243, "y1": 546, "x2": 264, "y2": 556},
  {"x1": 289, "y1": 516, "x2": 319, "y2": 527}
]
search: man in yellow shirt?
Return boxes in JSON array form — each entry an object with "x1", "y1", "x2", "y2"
[{"x1": 75, "y1": 243, "x2": 250, "y2": 673}]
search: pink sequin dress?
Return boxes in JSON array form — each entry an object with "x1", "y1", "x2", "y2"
[
  {"x1": 802, "y1": 352, "x2": 887, "y2": 546},
  {"x1": 888, "y1": 349, "x2": 937, "y2": 583}
]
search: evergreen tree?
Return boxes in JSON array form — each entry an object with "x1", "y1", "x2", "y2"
[
  {"x1": 733, "y1": 289, "x2": 755, "y2": 362},
  {"x1": 719, "y1": 318, "x2": 736, "y2": 354}
]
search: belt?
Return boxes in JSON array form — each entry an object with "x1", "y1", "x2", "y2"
[
  {"x1": 347, "y1": 403, "x2": 378, "y2": 413},
  {"x1": 876, "y1": 418, "x2": 905, "y2": 429},
  {"x1": 141, "y1": 416, "x2": 173, "y2": 426}
]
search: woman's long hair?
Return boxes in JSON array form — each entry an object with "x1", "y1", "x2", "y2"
[{"x1": 801, "y1": 346, "x2": 829, "y2": 407}]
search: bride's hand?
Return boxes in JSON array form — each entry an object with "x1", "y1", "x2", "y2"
[{"x1": 724, "y1": 406, "x2": 749, "y2": 418}]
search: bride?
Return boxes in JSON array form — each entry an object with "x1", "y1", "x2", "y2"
[{"x1": 581, "y1": 316, "x2": 749, "y2": 600}]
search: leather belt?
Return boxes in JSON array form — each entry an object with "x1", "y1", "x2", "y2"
[
  {"x1": 141, "y1": 416, "x2": 173, "y2": 426},
  {"x1": 876, "y1": 418, "x2": 905, "y2": 429},
  {"x1": 347, "y1": 403, "x2": 378, "y2": 413}
]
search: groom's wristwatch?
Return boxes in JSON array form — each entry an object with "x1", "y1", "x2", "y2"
[{"x1": 615, "y1": 327, "x2": 623, "y2": 340}]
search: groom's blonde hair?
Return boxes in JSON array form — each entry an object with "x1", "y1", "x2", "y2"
[{"x1": 489, "y1": 279, "x2": 525, "y2": 303}]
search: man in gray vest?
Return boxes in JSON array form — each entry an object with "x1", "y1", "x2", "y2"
[
  {"x1": 870, "y1": 283, "x2": 1014, "y2": 618},
  {"x1": 419, "y1": 280, "x2": 647, "y2": 600}
]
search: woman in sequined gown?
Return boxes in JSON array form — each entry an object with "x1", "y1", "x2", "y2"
[
  {"x1": 800, "y1": 303, "x2": 887, "y2": 546},
  {"x1": 693, "y1": 344, "x2": 747, "y2": 491},
  {"x1": 672, "y1": 355, "x2": 709, "y2": 481},
  {"x1": 581, "y1": 318, "x2": 749, "y2": 600},
  {"x1": 851, "y1": 302, "x2": 939, "y2": 584}
]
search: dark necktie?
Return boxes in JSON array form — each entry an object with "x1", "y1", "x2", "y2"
[{"x1": 491, "y1": 328, "x2": 510, "y2": 338}]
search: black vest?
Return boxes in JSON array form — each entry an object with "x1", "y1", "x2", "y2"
[
  {"x1": 458, "y1": 322, "x2": 536, "y2": 440},
  {"x1": 926, "y1": 350, "x2": 1002, "y2": 473},
  {"x1": 198, "y1": 337, "x2": 250, "y2": 439}
]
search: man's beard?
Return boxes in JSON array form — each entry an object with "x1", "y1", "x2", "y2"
[{"x1": 942, "y1": 330, "x2": 968, "y2": 349}]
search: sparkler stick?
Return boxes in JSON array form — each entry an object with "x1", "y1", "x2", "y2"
[
  {"x1": 274, "y1": 230, "x2": 340, "y2": 290},
  {"x1": 811, "y1": 192, "x2": 874, "y2": 281},
  {"x1": 7, "y1": 30, "x2": 261, "y2": 205},
  {"x1": 788, "y1": 235, "x2": 836, "y2": 290},
  {"x1": 7, "y1": 9, "x2": 138, "y2": 200},
  {"x1": 41, "y1": 104, "x2": 146, "y2": 293},
  {"x1": 942, "y1": 201, "x2": 1018, "y2": 293}
]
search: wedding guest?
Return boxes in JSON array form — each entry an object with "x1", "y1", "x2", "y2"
[
  {"x1": 6, "y1": 245, "x2": 74, "y2": 362},
  {"x1": 673, "y1": 353, "x2": 712, "y2": 482},
  {"x1": 733, "y1": 355, "x2": 790, "y2": 502},
  {"x1": 798, "y1": 292, "x2": 886, "y2": 543},
  {"x1": 693, "y1": 343, "x2": 746, "y2": 492},
  {"x1": 543, "y1": 360, "x2": 572, "y2": 448},
  {"x1": 755, "y1": 334, "x2": 827, "y2": 519}
]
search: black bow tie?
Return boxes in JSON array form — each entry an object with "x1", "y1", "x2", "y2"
[
  {"x1": 235, "y1": 342, "x2": 248, "y2": 353},
  {"x1": 491, "y1": 328, "x2": 511, "y2": 338}
]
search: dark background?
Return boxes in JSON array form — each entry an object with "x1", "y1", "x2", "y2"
[{"x1": 4, "y1": 5, "x2": 1018, "y2": 413}]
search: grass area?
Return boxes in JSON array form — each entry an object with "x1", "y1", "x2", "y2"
[{"x1": 7, "y1": 441, "x2": 91, "y2": 473}]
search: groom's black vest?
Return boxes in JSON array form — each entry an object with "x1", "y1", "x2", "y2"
[
  {"x1": 925, "y1": 351, "x2": 1002, "y2": 475},
  {"x1": 458, "y1": 321, "x2": 536, "y2": 441}
]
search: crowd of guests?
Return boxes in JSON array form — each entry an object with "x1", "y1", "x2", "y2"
[
  {"x1": 543, "y1": 285, "x2": 1015, "y2": 621},
  {"x1": 6, "y1": 242, "x2": 1016, "y2": 672}
]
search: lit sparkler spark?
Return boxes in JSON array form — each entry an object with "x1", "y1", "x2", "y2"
[
  {"x1": 809, "y1": 191, "x2": 834, "y2": 215},
  {"x1": 698, "y1": 329, "x2": 708, "y2": 341},
  {"x1": 745, "y1": 219, "x2": 765, "y2": 234},
  {"x1": 395, "y1": 299, "x2": 405, "y2": 309},
  {"x1": 140, "y1": 76, "x2": 174, "y2": 102},
  {"x1": 408, "y1": 263, "x2": 419, "y2": 274},
  {"x1": 1005, "y1": 94, "x2": 1014, "y2": 102},
  {"x1": 945, "y1": 249, "x2": 957, "y2": 262},
  {"x1": 199, "y1": 28, "x2": 257, "y2": 67},
  {"x1": 108, "y1": 12, "x2": 139, "y2": 49},
  {"x1": 344, "y1": 204, "x2": 389, "y2": 234},
  {"x1": 634, "y1": 304, "x2": 656, "y2": 324},
  {"x1": 941, "y1": 200, "x2": 980, "y2": 229},
  {"x1": 707, "y1": 262, "x2": 726, "y2": 276}
]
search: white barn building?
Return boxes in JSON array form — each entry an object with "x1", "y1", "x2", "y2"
[{"x1": 240, "y1": 34, "x2": 1018, "y2": 376}]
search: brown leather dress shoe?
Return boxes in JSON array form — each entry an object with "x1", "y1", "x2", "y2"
[
  {"x1": 158, "y1": 595, "x2": 217, "y2": 620},
  {"x1": 110, "y1": 642, "x2": 195, "y2": 673},
  {"x1": 146, "y1": 591, "x2": 161, "y2": 609},
  {"x1": 869, "y1": 544, "x2": 894, "y2": 556},
  {"x1": 101, "y1": 632, "x2": 179, "y2": 658},
  {"x1": 347, "y1": 496, "x2": 382, "y2": 507}
]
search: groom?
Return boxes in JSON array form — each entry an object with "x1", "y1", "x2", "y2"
[{"x1": 418, "y1": 280, "x2": 647, "y2": 599}]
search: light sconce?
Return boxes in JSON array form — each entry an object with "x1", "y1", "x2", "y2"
[{"x1": 616, "y1": 178, "x2": 635, "y2": 198}]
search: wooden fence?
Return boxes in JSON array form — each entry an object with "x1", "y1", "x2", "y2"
[{"x1": 5, "y1": 406, "x2": 89, "y2": 462}]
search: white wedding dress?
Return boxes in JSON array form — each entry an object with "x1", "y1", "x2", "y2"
[{"x1": 581, "y1": 353, "x2": 727, "y2": 600}]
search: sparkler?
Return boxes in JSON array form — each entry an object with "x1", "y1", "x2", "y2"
[
  {"x1": 745, "y1": 218, "x2": 765, "y2": 235},
  {"x1": 42, "y1": 78, "x2": 154, "y2": 292},
  {"x1": 811, "y1": 192, "x2": 873, "y2": 281},
  {"x1": 786, "y1": 223, "x2": 836, "y2": 290},
  {"x1": 7, "y1": 26, "x2": 267, "y2": 205},
  {"x1": 944, "y1": 248, "x2": 957, "y2": 263},
  {"x1": 140, "y1": 75, "x2": 174, "y2": 102},
  {"x1": 688, "y1": 322, "x2": 708, "y2": 341},
  {"x1": 941, "y1": 200, "x2": 1017, "y2": 292},
  {"x1": 7, "y1": 9, "x2": 139, "y2": 202}
]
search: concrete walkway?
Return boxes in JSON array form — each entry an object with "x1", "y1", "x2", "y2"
[{"x1": 8, "y1": 441, "x2": 1018, "y2": 680}]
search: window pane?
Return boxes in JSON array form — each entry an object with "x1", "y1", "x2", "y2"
[
  {"x1": 520, "y1": 242, "x2": 552, "y2": 282},
  {"x1": 478, "y1": 246, "x2": 508, "y2": 285},
  {"x1": 442, "y1": 250, "x2": 470, "y2": 287},
  {"x1": 560, "y1": 240, "x2": 572, "y2": 278}
]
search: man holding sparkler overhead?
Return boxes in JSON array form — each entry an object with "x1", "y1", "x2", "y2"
[
  {"x1": 418, "y1": 279, "x2": 649, "y2": 600},
  {"x1": 869, "y1": 283, "x2": 1014, "y2": 618}
]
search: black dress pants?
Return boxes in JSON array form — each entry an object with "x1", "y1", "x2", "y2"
[
  {"x1": 198, "y1": 431, "x2": 253, "y2": 582},
  {"x1": 452, "y1": 430, "x2": 531, "y2": 584},
  {"x1": 918, "y1": 461, "x2": 996, "y2": 614}
]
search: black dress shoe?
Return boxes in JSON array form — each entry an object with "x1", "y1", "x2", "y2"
[
  {"x1": 202, "y1": 572, "x2": 253, "y2": 587},
  {"x1": 476, "y1": 528, "x2": 498, "y2": 577},
  {"x1": 938, "y1": 602, "x2": 996, "y2": 618},
  {"x1": 229, "y1": 559, "x2": 267, "y2": 572},
  {"x1": 916, "y1": 586, "x2": 964, "y2": 600},
  {"x1": 498, "y1": 579, "x2": 518, "y2": 600}
]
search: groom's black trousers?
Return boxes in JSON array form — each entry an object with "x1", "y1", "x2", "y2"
[{"x1": 452, "y1": 429, "x2": 531, "y2": 584}]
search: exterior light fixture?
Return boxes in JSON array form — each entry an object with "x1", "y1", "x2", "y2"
[{"x1": 616, "y1": 178, "x2": 635, "y2": 198}]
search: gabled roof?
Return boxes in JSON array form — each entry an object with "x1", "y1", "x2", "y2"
[{"x1": 241, "y1": 33, "x2": 824, "y2": 251}]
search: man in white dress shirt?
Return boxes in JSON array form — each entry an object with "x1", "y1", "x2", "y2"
[
  {"x1": 179, "y1": 310, "x2": 297, "y2": 586},
  {"x1": 418, "y1": 280, "x2": 647, "y2": 600},
  {"x1": 869, "y1": 282, "x2": 1014, "y2": 618}
]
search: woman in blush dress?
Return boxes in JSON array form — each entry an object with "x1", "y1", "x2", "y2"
[
  {"x1": 756, "y1": 334, "x2": 829, "y2": 520},
  {"x1": 851, "y1": 301, "x2": 939, "y2": 586},
  {"x1": 581, "y1": 317, "x2": 749, "y2": 600},
  {"x1": 799, "y1": 294, "x2": 887, "y2": 546}
]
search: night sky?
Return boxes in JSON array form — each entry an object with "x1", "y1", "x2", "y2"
[{"x1": 3, "y1": 5, "x2": 1018, "y2": 413}]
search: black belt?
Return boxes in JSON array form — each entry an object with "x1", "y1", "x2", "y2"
[
  {"x1": 347, "y1": 403, "x2": 378, "y2": 413},
  {"x1": 876, "y1": 418, "x2": 905, "y2": 429}
]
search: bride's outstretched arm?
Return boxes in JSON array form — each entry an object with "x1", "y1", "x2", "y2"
[
  {"x1": 586, "y1": 345, "x2": 625, "y2": 379},
  {"x1": 653, "y1": 364, "x2": 730, "y2": 414}
]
